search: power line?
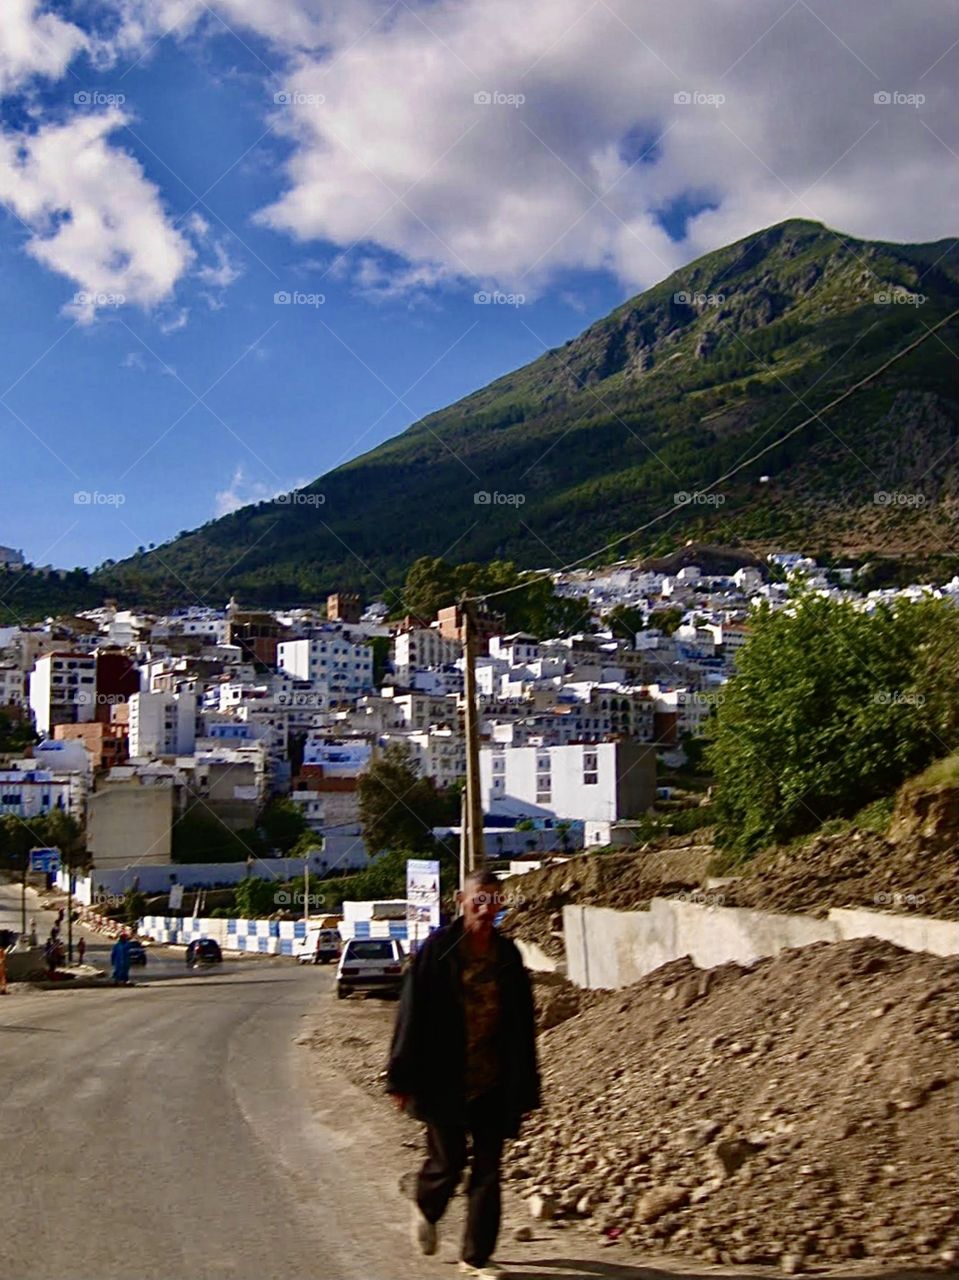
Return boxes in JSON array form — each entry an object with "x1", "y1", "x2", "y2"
[{"x1": 463, "y1": 307, "x2": 959, "y2": 606}]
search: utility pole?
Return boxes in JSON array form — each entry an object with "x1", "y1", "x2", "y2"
[
  {"x1": 458, "y1": 788, "x2": 467, "y2": 901},
  {"x1": 461, "y1": 599, "x2": 484, "y2": 877},
  {"x1": 66, "y1": 851, "x2": 73, "y2": 964}
]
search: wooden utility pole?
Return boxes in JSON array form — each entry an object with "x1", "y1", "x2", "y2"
[{"x1": 461, "y1": 600, "x2": 484, "y2": 877}]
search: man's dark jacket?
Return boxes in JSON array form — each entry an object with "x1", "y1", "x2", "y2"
[{"x1": 387, "y1": 919, "x2": 541, "y2": 1137}]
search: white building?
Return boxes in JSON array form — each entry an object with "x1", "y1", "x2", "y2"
[
  {"x1": 129, "y1": 690, "x2": 197, "y2": 758},
  {"x1": 277, "y1": 630, "x2": 374, "y2": 699},
  {"x1": 393, "y1": 626, "x2": 461, "y2": 676},
  {"x1": 0, "y1": 662, "x2": 25, "y2": 706},
  {"x1": 480, "y1": 740, "x2": 656, "y2": 822},
  {"x1": 29, "y1": 652, "x2": 97, "y2": 736},
  {"x1": 0, "y1": 767, "x2": 83, "y2": 819}
]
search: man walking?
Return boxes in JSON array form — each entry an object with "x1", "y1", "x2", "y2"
[{"x1": 387, "y1": 867, "x2": 540, "y2": 1280}]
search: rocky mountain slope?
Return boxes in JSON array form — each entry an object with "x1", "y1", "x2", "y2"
[{"x1": 101, "y1": 218, "x2": 959, "y2": 606}]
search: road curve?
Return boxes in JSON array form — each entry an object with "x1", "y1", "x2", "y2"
[{"x1": 0, "y1": 956, "x2": 433, "y2": 1280}]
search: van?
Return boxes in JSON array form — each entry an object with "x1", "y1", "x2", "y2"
[{"x1": 296, "y1": 927, "x2": 341, "y2": 965}]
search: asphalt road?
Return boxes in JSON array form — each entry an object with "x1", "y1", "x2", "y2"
[{"x1": 0, "y1": 886, "x2": 747, "y2": 1280}]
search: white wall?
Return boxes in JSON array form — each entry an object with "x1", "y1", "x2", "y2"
[{"x1": 564, "y1": 898, "x2": 959, "y2": 990}]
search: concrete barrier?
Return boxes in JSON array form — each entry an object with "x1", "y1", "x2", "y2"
[{"x1": 565, "y1": 897, "x2": 959, "y2": 990}]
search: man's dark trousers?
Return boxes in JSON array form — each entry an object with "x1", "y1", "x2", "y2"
[{"x1": 416, "y1": 1089, "x2": 504, "y2": 1267}]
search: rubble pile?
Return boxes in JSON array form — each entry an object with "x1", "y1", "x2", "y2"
[
  {"x1": 507, "y1": 937, "x2": 959, "y2": 1270},
  {"x1": 500, "y1": 841, "x2": 713, "y2": 958}
]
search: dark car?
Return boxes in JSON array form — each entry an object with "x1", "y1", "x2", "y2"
[
  {"x1": 127, "y1": 939, "x2": 147, "y2": 966},
  {"x1": 186, "y1": 938, "x2": 222, "y2": 966}
]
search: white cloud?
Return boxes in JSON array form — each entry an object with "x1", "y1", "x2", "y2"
[
  {"x1": 157, "y1": 306, "x2": 190, "y2": 333},
  {"x1": 0, "y1": 0, "x2": 89, "y2": 95},
  {"x1": 0, "y1": 108, "x2": 194, "y2": 322},
  {"x1": 120, "y1": 350, "x2": 146, "y2": 369},
  {"x1": 214, "y1": 464, "x2": 291, "y2": 516},
  {"x1": 196, "y1": 238, "x2": 244, "y2": 289},
  {"x1": 250, "y1": 0, "x2": 959, "y2": 293}
]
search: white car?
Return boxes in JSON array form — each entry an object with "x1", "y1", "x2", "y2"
[
  {"x1": 295, "y1": 927, "x2": 341, "y2": 965},
  {"x1": 335, "y1": 937, "x2": 405, "y2": 999}
]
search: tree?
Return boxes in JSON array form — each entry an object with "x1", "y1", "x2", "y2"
[
  {"x1": 357, "y1": 743, "x2": 443, "y2": 853},
  {"x1": 234, "y1": 876, "x2": 282, "y2": 918},
  {"x1": 646, "y1": 607, "x2": 683, "y2": 636},
  {"x1": 706, "y1": 594, "x2": 959, "y2": 852},
  {"x1": 258, "y1": 798, "x2": 308, "y2": 854}
]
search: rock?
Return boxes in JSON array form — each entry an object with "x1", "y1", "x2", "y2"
[
  {"x1": 714, "y1": 1137, "x2": 761, "y2": 1176},
  {"x1": 780, "y1": 1253, "x2": 805, "y2": 1274},
  {"x1": 576, "y1": 1193, "x2": 593, "y2": 1216},
  {"x1": 528, "y1": 1193, "x2": 556, "y2": 1221},
  {"x1": 513, "y1": 1226, "x2": 534, "y2": 1242},
  {"x1": 635, "y1": 1185, "x2": 689, "y2": 1224}
]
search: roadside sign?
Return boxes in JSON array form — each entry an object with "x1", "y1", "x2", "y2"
[
  {"x1": 168, "y1": 884, "x2": 185, "y2": 910},
  {"x1": 406, "y1": 858, "x2": 440, "y2": 947},
  {"x1": 29, "y1": 848, "x2": 60, "y2": 874}
]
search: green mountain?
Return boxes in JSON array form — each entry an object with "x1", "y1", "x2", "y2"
[{"x1": 101, "y1": 219, "x2": 959, "y2": 607}]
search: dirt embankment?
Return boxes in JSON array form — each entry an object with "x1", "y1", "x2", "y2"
[
  {"x1": 499, "y1": 840, "x2": 714, "y2": 959},
  {"x1": 499, "y1": 763, "x2": 959, "y2": 961},
  {"x1": 508, "y1": 938, "x2": 959, "y2": 1271}
]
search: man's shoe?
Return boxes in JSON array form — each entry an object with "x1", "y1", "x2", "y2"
[
  {"x1": 459, "y1": 1261, "x2": 508, "y2": 1279},
  {"x1": 411, "y1": 1205, "x2": 438, "y2": 1256}
]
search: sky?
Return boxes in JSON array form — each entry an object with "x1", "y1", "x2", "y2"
[{"x1": 0, "y1": 0, "x2": 956, "y2": 570}]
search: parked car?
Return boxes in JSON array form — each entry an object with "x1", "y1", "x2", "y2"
[
  {"x1": 296, "y1": 927, "x2": 341, "y2": 966},
  {"x1": 186, "y1": 938, "x2": 222, "y2": 966},
  {"x1": 127, "y1": 939, "x2": 147, "y2": 966},
  {"x1": 335, "y1": 938, "x2": 405, "y2": 999}
]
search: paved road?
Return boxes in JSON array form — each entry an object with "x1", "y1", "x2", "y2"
[
  {"x1": 0, "y1": 950, "x2": 434, "y2": 1280},
  {"x1": 0, "y1": 886, "x2": 714, "y2": 1280}
]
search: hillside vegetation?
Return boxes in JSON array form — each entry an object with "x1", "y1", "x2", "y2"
[{"x1": 100, "y1": 219, "x2": 959, "y2": 606}]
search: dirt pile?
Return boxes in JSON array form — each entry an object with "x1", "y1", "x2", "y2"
[
  {"x1": 506, "y1": 937, "x2": 959, "y2": 1270},
  {"x1": 500, "y1": 841, "x2": 713, "y2": 959},
  {"x1": 721, "y1": 826, "x2": 957, "y2": 919},
  {"x1": 725, "y1": 763, "x2": 959, "y2": 920}
]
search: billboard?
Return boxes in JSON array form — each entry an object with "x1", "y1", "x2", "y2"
[{"x1": 406, "y1": 858, "x2": 440, "y2": 939}]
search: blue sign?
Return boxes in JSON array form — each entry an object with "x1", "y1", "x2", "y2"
[{"x1": 30, "y1": 848, "x2": 60, "y2": 874}]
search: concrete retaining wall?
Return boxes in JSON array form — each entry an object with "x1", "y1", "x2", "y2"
[{"x1": 564, "y1": 897, "x2": 959, "y2": 990}]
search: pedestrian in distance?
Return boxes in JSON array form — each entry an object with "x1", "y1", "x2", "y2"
[
  {"x1": 77, "y1": 937, "x2": 86, "y2": 967},
  {"x1": 28, "y1": 920, "x2": 38, "y2": 947},
  {"x1": 111, "y1": 930, "x2": 132, "y2": 985},
  {"x1": 387, "y1": 866, "x2": 540, "y2": 1280}
]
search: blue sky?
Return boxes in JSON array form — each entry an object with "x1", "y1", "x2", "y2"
[{"x1": 1, "y1": 0, "x2": 955, "y2": 569}]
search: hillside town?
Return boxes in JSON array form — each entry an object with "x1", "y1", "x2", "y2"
[{"x1": 1, "y1": 550, "x2": 956, "y2": 890}]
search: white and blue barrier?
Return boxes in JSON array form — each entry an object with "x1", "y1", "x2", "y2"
[{"x1": 138, "y1": 913, "x2": 437, "y2": 954}]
